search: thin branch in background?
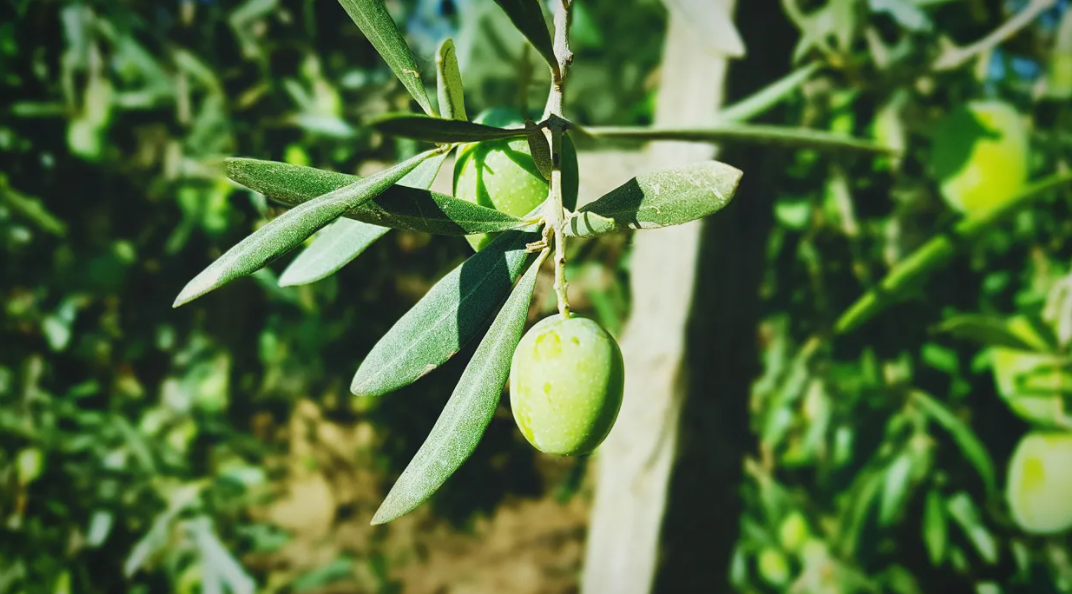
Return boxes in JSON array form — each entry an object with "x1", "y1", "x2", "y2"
[{"x1": 933, "y1": 0, "x2": 1058, "y2": 71}]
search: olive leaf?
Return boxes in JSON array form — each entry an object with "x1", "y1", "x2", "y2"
[
  {"x1": 911, "y1": 391, "x2": 997, "y2": 498},
  {"x1": 935, "y1": 314, "x2": 1043, "y2": 352},
  {"x1": 371, "y1": 251, "x2": 547, "y2": 525},
  {"x1": 580, "y1": 124, "x2": 896, "y2": 154},
  {"x1": 946, "y1": 492, "x2": 999, "y2": 565},
  {"x1": 922, "y1": 489, "x2": 948, "y2": 566},
  {"x1": 225, "y1": 157, "x2": 527, "y2": 236},
  {"x1": 836, "y1": 172, "x2": 1072, "y2": 334},
  {"x1": 279, "y1": 221, "x2": 389, "y2": 288},
  {"x1": 174, "y1": 150, "x2": 438, "y2": 307},
  {"x1": 351, "y1": 228, "x2": 541, "y2": 397},
  {"x1": 367, "y1": 113, "x2": 528, "y2": 143},
  {"x1": 526, "y1": 122, "x2": 553, "y2": 180},
  {"x1": 278, "y1": 153, "x2": 448, "y2": 287},
  {"x1": 491, "y1": 0, "x2": 558, "y2": 74},
  {"x1": 878, "y1": 452, "x2": 914, "y2": 526},
  {"x1": 563, "y1": 161, "x2": 744, "y2": 238},
  {"x1": 336, "y1": 0, "x2": 434, "y2": 116},
  {"x1": 436, "y1": 38, "x2": 467, "y2": 121}
]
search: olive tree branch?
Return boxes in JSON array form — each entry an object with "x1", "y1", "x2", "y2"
[
  {"x1": 541, "y1": 0, "x2": 575, "y2": 319},
  {"x1": 933, "y1": 0, "x2": 1057, "y2": 71}
]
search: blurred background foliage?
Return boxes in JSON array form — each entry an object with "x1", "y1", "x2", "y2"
[{"x1": 2, "y1": 0, "x2": 1072, "y2": 593}]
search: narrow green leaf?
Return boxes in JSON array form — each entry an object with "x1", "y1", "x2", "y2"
[
  {"x1": 367, "y1": 113, "x2": 528, "y2": 143},
  {"x1": 526, "y1": 124, "x2": 553, "y2": 180},
  {"x1": 491, "y1": 0, "x2": 558, "y2": 74},
  {"x1": 336, "y1": 0, "x2": 434, "y2": 115},
  {"x1": 278, "y1": 153, "x2": 448, "y2": 287},
  {"x1": 716, "y1": 62, "x2": 822, "y2": 123},
  {"x1": 174, "y1": 150, "x2": 437, "y2": 307},
  {"x1": 371, "y1": 252, "x2": 547, "y2": 525},
  {"x1": 836, "y1": 173, "x2": 1072, "y2": 334},
  {"x1": 923, "y1": 489, "x2": 948, "y2": 566},
  {"x1": 581, "y1": 124, "x2": 896, "y2": 155},
  {"x1": 435, "y1": 38, "x2": 466, "y2": 121},
  {"x1": 946, "y1": 492, "x2": 999, "y2": 565},
  {"x1": 879, "y1": 452, "x2": 914, "y2": 526},
  {"x1": 351, "y1": 228, "x2": 541, "y2": 397},
  {"x1": 279, "y1": 221, "x2": 389, "y2": 288},
  {"x1": 911, "y1": 391, "x2": 997, "y2": 497},
  {"x1": 564, "y1": 161, "x2": 743, "y2": 238},
  {"x1": 936, "y1": 314, "x2": 1043, "y2": 351},
  {"x1": 225, "y1": 158, "x2": 526, "y2": 236}
]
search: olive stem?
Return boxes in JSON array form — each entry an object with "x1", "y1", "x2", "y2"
[{"x1": 543, "y1": 0, "x2": 574, "y2": 319}]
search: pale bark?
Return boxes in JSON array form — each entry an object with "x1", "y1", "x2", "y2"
[{"x1": 579, "y1": 5, "x2": 739, "y2": 594}]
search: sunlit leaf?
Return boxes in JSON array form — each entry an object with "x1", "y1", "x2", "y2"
[
  {"x1": 912, "y1": 391, "x2": 997, "y2": 497},
  {"x1": 277, "y1": 153, "x2": 448, "y2": 287},
  {"x1": 581, "y1": 124, "x2": 896, "y2": 154},
  {"x1": 191, "y1": 517, "x2": 255, "y2": 594},
  {"x1": 435, "y1": 38, "x2": 467, "y2": 121},
  {"x1": 367, "y1": 113, "x2": 528, "y2": 143},
  {"x1": 946, "y1": 492, "x2": 999, "y2": 565},
  {"x1": 226, "y1": 157, "x2": 524, "y2": 236},
  {"x1": 564, "y1": 161, "x2": 743, "y2": 238},
  {"x1": 351, "y1": 228, "x2": 540, "y2": 397},
  {"x1": 336, "y1": 0, "x2": 434, "y2": 115},
  {"x1": 174, "y1": 150, "x2": 437, "y2": 307},
  {"x1": 491, "y1": 0, "x2": 558, "y2": 73},
  {"x1": 923, "y1": 489, "x2": 948, "y2": 566},
  {"x1": 879, "y1": 452, "x2": 914, "y2": 526},
  {"x1": 371, "y1": 252, "x2": 546, "y2": 524}
]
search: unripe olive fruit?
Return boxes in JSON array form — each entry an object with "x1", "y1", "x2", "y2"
[
  {"x1": 756, "y1": 546, "x2": 791, "y2": 587},
  {"x1": 509, "y1": 314, "x2": 624, "y2": 456},
  {"x1": 1006, "y1": 430, "x2": 1072, "y2": 534},
  {"x1": 930, "y1": 100, "x2": 1030, "y2": 216},
  {"x1": 453, "y1": 107, "x2": 579, "y2": 251}
]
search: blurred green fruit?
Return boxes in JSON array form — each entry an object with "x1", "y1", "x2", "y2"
[
  {"x1": 757, "y1": 546, "x2": 792, "y2": 587},
  {"x1": 453, "y1": 107, "x2": 579, "y2": 251},
  {"x1": 930, "y1": 100, "x2": 1029, "y2": 216},
  {"x1": 990, "y1": 348, "x2": 1072, "y2": 428},
  {"x1": 1006, "y1": 431, "x2": 1072, "y2": 534},
  {"x1": 779, "y1": 510, "x2": 812, "y2": 553},
  {"x1": 510, "y1": 314, "x2": 624, "y2": 456}
]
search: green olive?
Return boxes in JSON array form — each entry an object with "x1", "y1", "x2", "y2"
[
  {"x1": 453, "y1": 107, "x2": 579, "y2": 251},
  {"x1": 509, "y1": 314, "x2": 624, "y2": 456},
  {"x1": 930, "y1": 100, "x2": 1030, "y2": 215},
  {"x1": 1006, "y1": 430, "x2": 1072, "y2": 534}
]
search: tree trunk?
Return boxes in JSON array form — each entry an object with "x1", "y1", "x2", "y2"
[
  {"x1": 579, "y1": 5, "x2": 738, "y2": 594},
  {"x1": 580, "y1": 1, "x2": 799, "y2": 592}
]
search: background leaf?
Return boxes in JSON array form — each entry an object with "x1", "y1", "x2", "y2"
[
  {"x1": 336, "y1": 0, "x2": 434, "y2": 115},
  {"x1": 371, "y1": 252, "x2": 546, "y2": 525},
  {"x1": 564, "y1": 161, "x2": 743, "y2": 238},
  {"x1": 350, "y1": 228, "x2": 540, "y2": 397},
  {"x1": 911, "y1": 391, "x2": 996, "y2": 497}
]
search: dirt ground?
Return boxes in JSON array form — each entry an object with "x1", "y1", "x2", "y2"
[{"x1": 247, "y1": 399, "x2": 593, "y2": 594}]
